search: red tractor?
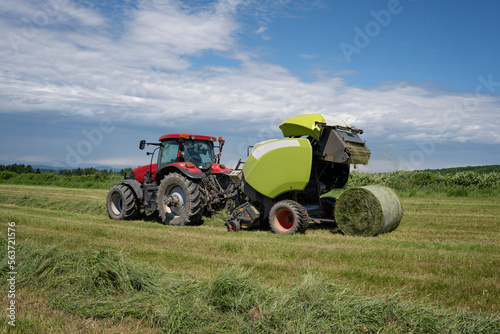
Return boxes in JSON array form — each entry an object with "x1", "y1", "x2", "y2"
[{"x1": 106, "y1": 133, "x2": 234, "y2": 225}]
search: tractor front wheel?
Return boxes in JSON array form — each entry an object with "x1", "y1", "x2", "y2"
[
  {"x1": 269, "y1": 200, "x2": 309, "y2": 235},
  {"x1": 106, "y1": 184, "x2": 139, "y2": 220},
  {"x1": 156, "y1": 173, "x2": 203, "y2": 225}
]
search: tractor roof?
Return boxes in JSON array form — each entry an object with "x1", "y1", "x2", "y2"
[{"x1": 159, "y1": 133, "x2": 217, "y2": 141}]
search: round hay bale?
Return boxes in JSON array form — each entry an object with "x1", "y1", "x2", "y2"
[{"x1": 335, "y1": 185, "x2": 402, "y2": 236}]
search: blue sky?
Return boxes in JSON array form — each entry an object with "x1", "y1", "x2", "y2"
[{"x1": 1, "y1": 0, "x2": 499, "y2": 172}]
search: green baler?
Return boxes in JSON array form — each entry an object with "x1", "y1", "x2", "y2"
[{"x1": 226, "y1": 113, "x2": 374, "y2": 235}]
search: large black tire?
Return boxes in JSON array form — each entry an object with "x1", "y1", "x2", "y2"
[
  {"x1": 156, "y1": 173, "x2": 204, "y2": 226},
  {"x1": 269, "y1": 200, "x2": 309, "y2": 235},
  {"x1": 106, "y1": 184, "x2": 139, "y2": 220}
]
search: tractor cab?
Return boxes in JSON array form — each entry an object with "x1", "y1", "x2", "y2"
[
  {"x1": 158, "y1": 133, "x2": 217, "y2": 172},
  {"x1": 132, "y1": 133, "x2": 230, "y2": 185}
]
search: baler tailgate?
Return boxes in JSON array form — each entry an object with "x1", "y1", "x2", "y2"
[{"x1": 318, "y1": 126, "x2": 371, "y2": 165}]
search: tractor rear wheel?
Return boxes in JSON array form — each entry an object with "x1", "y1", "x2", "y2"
[
  {"x1": 156, "y1": 173, "x2": 203, "y2": 225},
  {"x1": 269, "y1": 200, "x2": 309, "y2": 235},
  {"x1": 106, "y1": 184, "x2": 139, "y2": 220}
]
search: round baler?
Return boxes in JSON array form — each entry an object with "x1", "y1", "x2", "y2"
[{"x1": 225, "y1": 113, "x2": 402, "y2": 236}]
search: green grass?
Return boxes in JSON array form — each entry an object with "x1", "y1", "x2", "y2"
[
  {"x1": 0, "y1": 171, "x2": 123, "y2": 189},
  {"x1": 1, "y1": 239, "x2": 498, "y2": 333},
  {"x1": 0, "y1": 184, "x2": 499, "y2": 332},
  {"x1": 0, "y1": 288, "x2": 159, "y2": 334}
]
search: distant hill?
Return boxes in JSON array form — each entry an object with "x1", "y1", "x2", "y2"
[{"x1": 423, "y1": 165, "x2": 500, "y2": 174}]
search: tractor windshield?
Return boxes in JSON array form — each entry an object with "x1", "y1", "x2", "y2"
[
  {"x1": 158, "y1": 139, "x2": 215, "y2": 170},
  {"x1": 183, "y1": 140, "x2": 215, "y2": 169}
]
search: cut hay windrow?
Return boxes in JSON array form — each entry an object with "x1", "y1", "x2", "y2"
[
  {"x1": 1, "y1": 239, "x2": 498, "y2": 333},
  {"x1": 335, "y1": 185, "x2": 403, "y2": 236}
]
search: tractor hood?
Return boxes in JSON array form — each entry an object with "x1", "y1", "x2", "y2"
[{"x1": 279, "y1": 114, "x2": 346, "y2": 140}]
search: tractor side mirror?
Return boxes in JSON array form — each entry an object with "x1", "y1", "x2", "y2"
[{"x1": 139, "y1": 140, "x2": 146, "y2": 150}]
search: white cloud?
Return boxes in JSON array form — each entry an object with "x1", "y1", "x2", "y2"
[
  {"x1": 126, "y1": 0, "x2": 238, "y2": 56},
  {"x1": 0, "y1": 0, "x2": 499, "y2": 170},
  {"x1": 56, "y1": 0, "x2": 106, "y2": 27},
  {"x1": 255, "y1": 26, "x2": 267, "y2": 34},
  {"x1": 297, "y1": 54, "x2": 318, "y2": 59}
]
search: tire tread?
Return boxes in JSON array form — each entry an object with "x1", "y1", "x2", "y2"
[
  {"x1": 269, "y1": 199, "x2": 309, "y2": 235},
  {"x1": 106, "y1": 184, "x2": 139, "y2": 220},
  {"x1": 156, "y1": 173, "x2": 204, "y2": 226}
]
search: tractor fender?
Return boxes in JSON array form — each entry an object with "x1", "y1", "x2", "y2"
[
  {"x1": 119, "y1": 179, "x2": 144, "y2": 200},
  {"x1": 155, "y1": 165, "x2": 207, "y2": 184}
]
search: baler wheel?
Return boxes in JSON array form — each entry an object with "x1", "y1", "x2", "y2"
[
  {"x1": 226, "y1": 220, "x2": 241, "y2": 232},
  {"x1": 106, "y1": 184, "x2": 139, "y2": 220},
  {"x1": 269, "y1": 200, "x2": 309, "y2": 235},
  {"x1": 157, "y1": 173, "x2": 203, "y2": 226}
]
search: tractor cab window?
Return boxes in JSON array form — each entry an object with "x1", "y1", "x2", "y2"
[
  {"x1": 158, "y1": 139, "x2": 180, "y2": 169},
  {"x1": 183, "y1": 140, "x2": 215, "y2": 170}
]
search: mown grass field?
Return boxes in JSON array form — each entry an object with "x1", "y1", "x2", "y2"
[{"x1": 0, "y1": 184, "x2": 499, "y2": 333}]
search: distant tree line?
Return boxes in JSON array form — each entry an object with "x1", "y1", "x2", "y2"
[
  {"x1": 349, "y1": 170, "x2": 500, "y2": 192},
  {"x1": 1, "y1": 163, "x2": 499, "y2": 194},
  {"x1": 0, "y1": 164, "x2": 134, "y2": 189},
  {"x1": 0, "y1": 164, "x2": 40, "y2": 174},
  {"x1": 57, "y1": 167, "x2": 114, "y2": 176},
  {"x1": 424, "y1": 165, "x2": 500, "y2": 174},
  {"x1": 0, "y1": 164, "x2": 131, "y2": 176}
]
